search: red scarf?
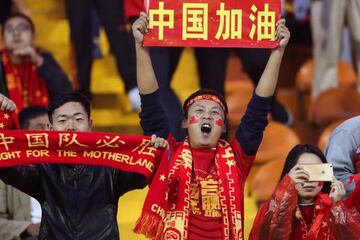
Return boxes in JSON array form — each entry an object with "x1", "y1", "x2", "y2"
[
  {"x1": 1, "y1": 49, "x2": 49, "y2": 112},
  {"x1": 0, "y1": 129, "x2": 165, "y2": 177},
  {"x1": 134, "y1": 138, "x2": 243, "y2": 240},
  {"x1": 294, "y1": 195, "x2": 333, "y2": 240},
  {"x1": 0, "y1": 111, "x2": 163, "y2": 177}
]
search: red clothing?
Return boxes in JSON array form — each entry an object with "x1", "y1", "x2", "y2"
[
  {"x1": 175, "y1": 138, "x2": 254, "y2": 240},
  {"x1": 14, "y1": 62, "x2": 49, "y2": 107},
  {"x1": 137, "y1": 90, "x2": 272, "y2": 240},
  {"x1": 0, "y1": 50, "x2": 49, "y2": 112},
  {"x1": 188, "y1": 148, "x2": 222, "y2": 239},
  {"x1": 123, "y1": 0, "x2": 145, "y2": 20},
  {"x1": 299, "y1": 205, "x2": 314, "y2": 227},
  {"x1": 344, "y1": 173, "x2": 360, "y2": 213},
  {"x1": 249, "y1": 175, "x2": 360, "y2": 240}
]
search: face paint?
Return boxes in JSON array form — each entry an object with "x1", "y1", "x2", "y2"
[
  {"x1": 189, "y1": 116, "x2": 200, "y2": 125},
  {"x1": 215, "y1": 118, "x2": 224, "y2": 127}
]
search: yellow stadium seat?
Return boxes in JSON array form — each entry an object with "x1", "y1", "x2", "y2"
[
  {"x1": 295, "y1": 59, "x2": 357, "y2": 92},
  {"x1": 225, "y1": 79, "x2": 254, "y2": 128},
  {"x1": 309, "y1": 87, "x2": 360, "y2": 126},
  {"x1": 295, "y1": 59, "x2": 357, "y2": 119},
  {"x1": 247, "y1": 121, "x2": 300, "y2": 196},
  {"x1": 251, "y1": 159, "x2": 285, "y2": 204},
  {"x1": 256, "y1": 121, "x2": 301, "y2": 164}
]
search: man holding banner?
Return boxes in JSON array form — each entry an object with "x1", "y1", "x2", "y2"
[
  {"x1": 0, "y1": 92, "x2": 167, "y2": 240},
  {"x1": 132, "y1": 6, "x2": 290, "y2": 239}
]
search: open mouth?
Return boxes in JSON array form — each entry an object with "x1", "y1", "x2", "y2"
[{"x1": 201, "y1": 123, "x2": 212, "y2": 133}]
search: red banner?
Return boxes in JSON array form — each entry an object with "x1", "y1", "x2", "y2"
[
  {"x1": 0, "y1": 130, "x2": 164, "y2": 177},
  {"x1": 144, "y1": 0, "x2": 281, "y2": 48}
]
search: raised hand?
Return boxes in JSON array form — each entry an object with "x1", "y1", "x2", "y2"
[
  {"x1": 289, "y1": 164, "x2": 310, "y2": 185},
  {"x1": 329, "y1": 177, "x2": 346, "y2": 202},
  {"x1": 132, "y1": 12, "x2": 149, "y2": 46},
  {"x1": 0, "y1": 94, "x2": 16, "y2": 112},
  {"x1": 275, "y1": 18, "x2": 290, "y2": 49}
]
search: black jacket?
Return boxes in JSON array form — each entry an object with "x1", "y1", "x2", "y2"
[
  {"x1": 0, "y1": 50, "x2": 72, "y2": 98},
  {"x1": 0, "y1": 164, "x2": 147, "y2": 240}
]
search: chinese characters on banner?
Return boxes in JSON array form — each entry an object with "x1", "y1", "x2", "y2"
[
  {"x1": 0, "y1": 130, "x2": 163, "y2": 177},
  {"x1": 144, "y1": 0, "x2": 281, "y2": 48}
]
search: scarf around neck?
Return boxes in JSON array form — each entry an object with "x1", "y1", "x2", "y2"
[
  {"x1": 135, "y1": 137, "x2": 244, "y2": 240},
  {"x1": 1, "y1": 49, "x2": 49, "y2": 113}
]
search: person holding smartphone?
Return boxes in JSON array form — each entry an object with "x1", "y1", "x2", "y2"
[{"x1": 249, "y1": 144, "x2": 360, "y2": 240}]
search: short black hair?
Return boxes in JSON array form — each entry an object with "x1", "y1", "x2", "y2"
[
  {"x1": 19, "y1": 105, "x2": 48, "y2": 130},
  {"x1": 48, "y1": 92, "x2": 91, "y2": 123},
  {"x1": 182, "y1": 88, "x2": 228, "y2": 119},
  {"x1": 280, "y1": 144, "x2": 331, "y2": 193},
  {"x1": 2, "y1": 12, "x2": 35, "y2": 35}
]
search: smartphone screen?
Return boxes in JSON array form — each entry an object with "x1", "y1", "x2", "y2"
[{"x1": 301, "y1": 163, "x2": 333, "y2": 182}]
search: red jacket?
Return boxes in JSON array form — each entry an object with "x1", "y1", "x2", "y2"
[{"x1": 249, "y1": 175, "x2": 360, "y2": 240}]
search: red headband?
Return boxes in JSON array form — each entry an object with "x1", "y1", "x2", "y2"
[{"x1": 183, "y1": 94, "x2": 227, "y2": 114}]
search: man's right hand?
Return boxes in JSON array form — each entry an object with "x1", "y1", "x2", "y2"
[
  {"x1": 132, "y1": 12, "x2": 149, "y2": 46},
  {"x1": 0, "y1": 94, "x2": 16, "y2": 112}
]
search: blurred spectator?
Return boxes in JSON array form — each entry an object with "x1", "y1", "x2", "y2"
[
  {"x1": 325, "y1": 116, "x2": 360, "y2": 196},
  {"x1": 249, "y1": 144, "x2": 360, "y2": 240},
  {"x1": 0, "y1": 181, "x2": 40, "y2": 240},
  {"x1": 65, "y1": 0, "x2": 140, "y2": 110},
  {"x1": 19, "y1": 105, "x2": 49, "y2": 130},
  {"x1": 0, "y1": 13, "x2": 72, "y2": 113},
  {"x1": 312, "y1": 0, "x2": 360, "y2": 99},
  {"x1": 0, "y1": 105, "x2": 49, "y2": 240}
]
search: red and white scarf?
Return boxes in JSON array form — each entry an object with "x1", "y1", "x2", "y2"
[
  {"x1": 294, "y1": 195, "x2": 333, "y2": 240},
  {"x1": 135, "y1": 138, "x2": 243, "y2": 240}
]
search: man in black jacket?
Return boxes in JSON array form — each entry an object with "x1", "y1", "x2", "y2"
[{"x1": 0, "y1": 92, "x2": 148, "y2": 240}]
